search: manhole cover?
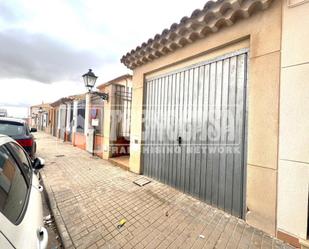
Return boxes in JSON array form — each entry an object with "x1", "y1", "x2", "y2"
[{"x1": 133, "y1": 177, "x2": 151, "y2": 187}]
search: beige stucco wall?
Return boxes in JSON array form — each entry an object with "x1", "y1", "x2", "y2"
[
  {"x1": 129, "y1": 0, "x2": 282, "y2": 235},
  {"x1": 278, "y1": 1, "x2": 309, "y2": 240}
]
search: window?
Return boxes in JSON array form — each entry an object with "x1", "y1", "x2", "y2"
[
  {"x1": 0, "y1": 146, "x2": 29, "y2": 224},
  {"x1": 59, "y1": 107, "x2": 66, "y2": 130},
  {"x1": 70, "y1": 105, "x2": 74, "y2": 127},
  {"x1": 0, "y1": 121, "x2": 26, "y2": 136},
  {"x1": 8, "y1": 143, "x2": 32, "y2": 181},
  {"x1": 77, "y1": 100, "x2": 86, "y2": 133},
  {"x1": 113, "y1": 84, "x2": 132, "y2": 138},
  {"x1": 25, "y1": 124, "x2": 30, "y2": 134}
]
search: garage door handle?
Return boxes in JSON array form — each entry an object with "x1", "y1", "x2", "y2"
[{"x1": 178, "y1": 136, "x2": 182, "y2": 146}]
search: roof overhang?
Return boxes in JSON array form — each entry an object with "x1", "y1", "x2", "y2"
[
  {"x1": 96, "y1": 74, "x2": 132, "y2": 90},
  {"x1": 30, "y1": 103, "x2": 51, "y2": 109},
  {"x1": 121, "y1": 0, "x2": 274, "y2": 70},
  {"x1": 50, "y1": 97, "x2": 72, "y2": 107},
  {"x1": 50, "y1": 93, "x2": 86, "y2": 107}
]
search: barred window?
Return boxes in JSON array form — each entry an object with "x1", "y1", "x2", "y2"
[{"x1": 77, "y1": 100, "x2": 85, "y2": 133}]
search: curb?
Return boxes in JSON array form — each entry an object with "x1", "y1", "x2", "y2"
[{"x1": 41, "y1": 171, "x2": 75, "y2": 249}]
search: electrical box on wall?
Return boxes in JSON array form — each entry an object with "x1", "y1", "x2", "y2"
[{"x1": 92, "y1": 119, "x2": 99, "y2": 127}]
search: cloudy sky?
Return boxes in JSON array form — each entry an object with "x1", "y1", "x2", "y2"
[{"x1": 0, "y1": 0, "x2": 207, "y2": 117}]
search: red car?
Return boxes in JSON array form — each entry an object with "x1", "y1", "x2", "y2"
[{"x1": 0, "y1": 117, "x2": 37, "y2": 158}]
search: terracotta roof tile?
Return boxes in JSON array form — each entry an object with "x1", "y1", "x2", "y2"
[
  {"x1": 31, "y1": 103, "x2": 52, "y2": 108},
  {"x1": 96, "y1": 74, "x2": 132, "y2": 89},
  {"x1": 50, "y1": 93, "x2": 86, "y2": 107},
  {"x1": 121, "y1": 0, "x2": 274, "y2": 69}
]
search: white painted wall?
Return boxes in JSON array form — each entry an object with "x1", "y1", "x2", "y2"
[
  {"x1": 278, "y1": 1, "x2": 309, "y2": 240},
  {"x1": 72, "y1": 100, "x2": 78, "y2": 133},
  {"x1": 66, "y1": 103, "x2": 71, "y2": 132}
]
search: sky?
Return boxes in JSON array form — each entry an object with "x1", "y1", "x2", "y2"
[{"x1": 0, "y1": 0, "x2": 208, "y2": 118}]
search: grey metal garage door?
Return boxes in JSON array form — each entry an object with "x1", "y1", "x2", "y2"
[{"x1": 143, "y1": 49, "x2": 248, "y2": 218}]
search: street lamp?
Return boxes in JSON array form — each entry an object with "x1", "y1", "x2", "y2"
[
  {"x1": 82, "y1": 69, "x2": 109, "y2": 100},
  {"x1": 82, "y1": 69, "x2": 98, "y2": 92}
]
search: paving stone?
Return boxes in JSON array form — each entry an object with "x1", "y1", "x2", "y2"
[
  {"x1": 226, "y1": 221, "x2": 246, "y2": 249},
  {"x1": 37, "y1": 132, "x2": 295, "y2": 249},
  {"x1": 212, "y1": 217, "x2": 238, "y2": 249}
]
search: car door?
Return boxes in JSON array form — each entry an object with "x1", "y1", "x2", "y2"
[
  {"x1": 0, "y1": 144, "x2": 30, "y2": 248},
  {"x1": 0, "y1": 142, "x2": 47, "y2": 249},
  {"x1": 0, "y1": 232, "x2": 15, "y2": 249}
]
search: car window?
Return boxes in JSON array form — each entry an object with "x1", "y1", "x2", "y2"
[
  {"x1": 0, "y1": 146, "x2": 28, "y2": 224},
  {"x1": 24, "y1": 124, "x2": 30, "y2": 135},
  {"x1": 0, "y1": 121, "x2": 26, "y2": 136},
  {"x1": 8, "y1": 143, "x2": 32, "y2": 181}
]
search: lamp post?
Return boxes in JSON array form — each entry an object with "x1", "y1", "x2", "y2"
[
  {"x1": 82, "y1": 69, "x2": 108, "y2": 156},
  {"x1": 82, "y1": 69, "x2": 109, "y2": 100}
]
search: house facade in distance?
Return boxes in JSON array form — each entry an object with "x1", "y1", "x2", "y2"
[
  {"x1": 29, "y1": 103, "x2": 52, "y2": 132},
  {"x1": 32, "y1": 74, "x2": 133, "y2": 168}
]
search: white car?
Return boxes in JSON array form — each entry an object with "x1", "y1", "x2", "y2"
[{"x1": 0, "y1": 135, "x2": 48, "y2": 249}]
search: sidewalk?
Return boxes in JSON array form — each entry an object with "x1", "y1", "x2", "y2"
[{"x1": 36, "y1": 132, "x2": 294, "y2": 249}]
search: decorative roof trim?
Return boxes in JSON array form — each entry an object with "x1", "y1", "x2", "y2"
[
  {"x1": 121, "y1": 0, "x2": 274, "y2": 69},
  {"x1": 50, "y1": 93, "x2": 86, "y2": 107},
  {"x1": 30, "y1": 103, "x2": 51, "y2": 108},
  {"x1": 50, "y1": 97, "x2": 72, "y2": 107},
  {"x1": 96, "y1": 74, "x2": 132, "y2": 89}
]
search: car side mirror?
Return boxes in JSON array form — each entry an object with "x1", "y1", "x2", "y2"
[
  {"x1": 30, "y1": 128, "x2": 37, "y2": 133},
  {"x1": 32, "y1": 157, "x2": 45, "y2": 170}
]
